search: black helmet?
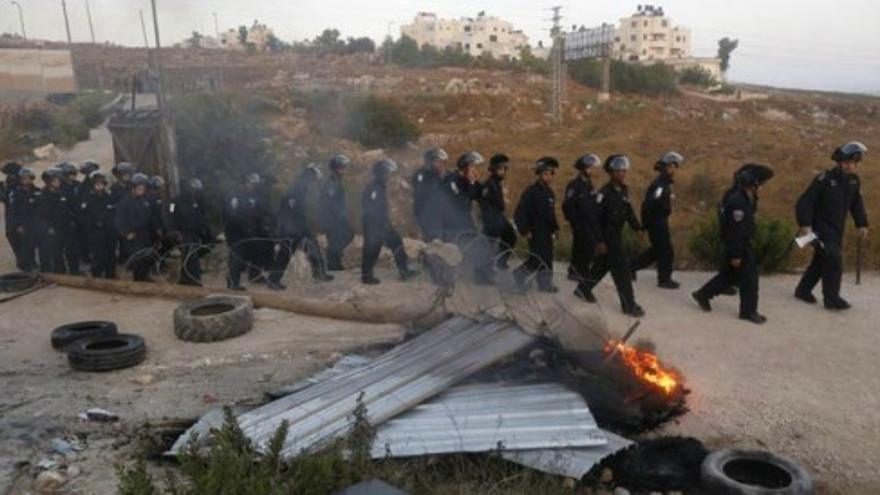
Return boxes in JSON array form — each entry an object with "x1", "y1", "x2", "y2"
[
  {"x1": 113, "y1": 162, "x2": 135, "y2": 176},
  {"x1": 534, "y1": 156, "x2": 560, "y2": 174},
  {"x1": 148, "y1": 175, "x2": 165, "y2": 189},
  {"x1": 423, "y1": 147, "x2": 449, "y2": 165},
  {"x1": 89, "y1": 171, "x2": 109, "y2": 184},
  {"x1": 603, "y1": 155, "x2": 631, "y2": 172},
  {"x1": 245, "y1": 173, "x2": 261, "y2": 186},
  {"x1": 19, "y1": 167, "x2": 36, "y2": 180},
  {"x1": 3, "y1": 162, "x2": 21, "y2": 176},
  {"x1": 59, "y1": 161, "x2": 78, "y2": 176},
  {"x1": 372, "y1": 158, "x2": 399, "y2": 177},
  {"x1": 655, "y1": 151, "x2": 684, "y2": 171},
  {"x1": 456, "y1": 151, "x2": 485, "y2": 171},
  {"x1": 45, "y1": 167, "x2": 63, "y2": 180},
  {"x1": 80, "y1": 160, "x2": 100, "y2": 175},
  {"x1": 186, "y1": 178, "x2": 203, "y2": 191},
  {"x1": 735, "y1": 163, "x2": 774, "y2": 187},
  {"x1": 832, "y1": 141, "x2": 868, "y2": 163},
  {"x1": 489, "y1": 153, "x2": 510, "y2": 171},
  {"x1": 131, "y1": 173, "x2": 149, "y2": 186},
  {"x1": 328, "y1": 154, "x2": 351, "y2": 171},
  {"x1": 574, "y1": 154, "x2": 601, "y2": 171}
]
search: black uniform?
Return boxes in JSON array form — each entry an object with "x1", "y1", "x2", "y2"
[
  {"x1": 2, "y1": 177, "x2": 21, "y2": 266},
  {"x1": 74, "y1": 178, "x2": 93, "y2": 262},
  {"x1": 222, "y1": 188, "x2": 263, "y2": 288},
  {"x1": 795, "y1": 166, "x2": 868, "y2": 303},
  {"x1": 562, "y1": 174, "x2": 600, "y2": 282},
  {"x1": 59, "y1": 181, "x2": 81, "y2": 274},
  {"x1": 168, "y1": 191, "x2": 213, "y2": 285},
  {"x1": 8, "y1": 185, "x2": 41, "y2": 271},
  {"x1": 695, "y1": 186, "x2": 760, "y2": 318},
  {"x1": 411, "y1": 166, "x2": 446, "y2": 241},
  {"x1": 513, "y1": 181, "x2": 559, "y2": 290},
  {"x1": 580, "y1": 183, "x2": 642, "y2": 313},
  {"x1": 115, "y1": 193, "x2": 157, "y2": 281},
  {"x1": 271, "y1": 180, "x2": 328, "y2": 284},
  {"x1": 479, "y1": 174, "x2": 517, "y2": 270},
  {"x1": 319, "y1": 173, "x2": 353, "y2": 270},
  {"x1": 39, "y1": 187, "x2": 77, "y2": 274},
  {"x1": 631, "y1": 173, "x2": 676, "y2": 283},
  {"x1": 80, "y1": 189, "x2": 117, "y2": 278},
  {"x1": 361, "y1": 178, "x2": 409, "y2": 279}
]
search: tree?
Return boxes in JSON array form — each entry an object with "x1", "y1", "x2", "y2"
[
  {"x1": 266, "y1": 33, "x2": 286, "y2": 53},
  {"x1": 391, "y1": 36, "x2": 421, "y2": 66},
  {"x1": 314, "y1": 28, "x2": 343, "y2": 53},
  {"x1": 717, "y1": 37, "x2": 739, "y2": 73},
  {"x1": 187, "y1": 31, "x2": 203, "y2": 48},
  {"x1": 344, "y1": 36, "x2": 376, "y2": 54},
  {"x1": 237, "y1": 25, "x2": 248, "y2": 46}
]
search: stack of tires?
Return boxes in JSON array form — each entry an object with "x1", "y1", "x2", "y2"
[{"x1": 51, "y1": 321, "x2": 147, "y2": 372}]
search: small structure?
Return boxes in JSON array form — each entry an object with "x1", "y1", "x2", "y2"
[{"x1": 106, "y1": 109, "x2": 164, "y2": 177}]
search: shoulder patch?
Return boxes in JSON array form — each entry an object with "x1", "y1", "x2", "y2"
[
  {"x1": 733, "y1": 209, "x2": 745, "y2": 222},
  {"x1": 416, "y1": 173, "x2": 424, "y2": 183},
  {"x1": 450, "y1": 181, "x2": 460, "y2": 195},
  {"x1": 288, "y1": 198, "x2": 296, "y2": 208},
  {"x1": 81, "y1": 202, "x2": 87, "y2": 209},
  {"x1": 169, "y1": 203, "x2": 176, "y2": 213},
  {"x1": 370, "y1": 190, "x2": 377, "y2": 200},
  {"x1": 566, "y1": 188, "x2": 575, "y2": 199},
  {"x1": 654, "y1": 186, "x2": 664, "y2": 199},
  {"x1": 230, "y1": 198, "x2": 239, "y2": 209},
  {"x1": 596, "y1": 193, "x2": 604, "y2": 204}
]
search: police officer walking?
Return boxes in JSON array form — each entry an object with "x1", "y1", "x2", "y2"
[
  {"x1": 693, "y1": 164, "x2": 774, "y2": 324},
  {"x1": 412, "y1": 148, "x2": 449, "y2": 241},
  {"x1": 794, "y1": 142, "x2": 869, "y2": 310},
  {"x1": 80, "y1": 171, "x2": 117, "y2": 279},
  {"x1": 480, "y1": 154, "x2": 517, "y2": 270},
  {"x1": 8, "y1": 168, "x2": 41, "y2": 271},
  {"x1": 631, "y1": 151, "x2": 683, "y2": 289},
  {"x1": 223, "y1": 173, "x2": 264, "y2": 290},
  {"x1": 513, "y1": 157, "x2": 560, "y2": 293},
  {"x1": 443, "y1": 151, "x2": 494, "y2": 284},
  {"x1": 576, "y1": 155, "x2": 644, "y2": 316},
  {"x1": 115, "y1": 173, "x2": 158, "y2": 282},
  {"x1": 2, "y1": 162, "x2": 22, "y2": 263},
  {"x1": 319, "y1": 154, "x2": 354, "y2": 271},
  {"x1": 270, "y1": 164, "x2": 333, "y2": 289},
  {"x1": 361, "y1": 159, "x2": 418, "y2": 285},
  {"x1": 563, "y1": 154, "x2": 601, "y2": 284},
  {"x1": 169, "y1": 178, "x2": 213, "y2": 286}
]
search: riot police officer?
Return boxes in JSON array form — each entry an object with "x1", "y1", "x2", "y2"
[
  {"x1": 412, "y1": 148, "x2": 449, "y2": 241},
  {"x1": 513, "y1": 157, "x2": 560, "y2": 293},
  {"x1": 631, "y1": 151, "x2": 683, "y2": 289},
  {"x1": 319, "y1": 154, "x2": 354, "y2": 271},
  {"x1": 794, "y1": 142, "x2": 869, "y2": 310},
  {"x1": 39, "y1": 167, "x2": 75, "y2": 274},
  {"x1": 693, "y1": 164, "x2": 774, "y2": 324},
  {"x1": 444, "y1": 151, "x2": 494, "y2": 284},
  {"x1": 115, "y1": 173, "x2": 158, "y2": 282},
  {"x1": 169, "y1": 178, "x2": 213, "y2": 286},
  {"x1": 577, "y1": 155, "x2": 644, "y2": 316},
  {"x1": 563, "y1": 154, "x2": 601, "y2": 284},
  {"x1": 361, "y1": 159, "x2": 418, "y2": 285},
  {"x1": 271, "y1": 164, "x2": 333, "y2": 289},
  {"x1": 76, "y1": 160, "x2": 101, "y2": 263},
  {"x1": 480, "y1": 154, "x2": 517, "y2": 270},
  {"x1": 58, "y1": 162, "x2": 80, "y2": 195},
  {"x1": 2, "y1": 162, "x2": 22, "y2": 263},
  {"x1": 80, "y1": 171, "x2": 117, "y2": 279},
  {"x1": 110, "y1": 162, "x2": 135, "y2": 204},
  {"x1": 8, "y1": 167, "x2": 41, "y2": 271},
  {"x1": 223, "y1": 173, "x2": 265, "y2": 290}
]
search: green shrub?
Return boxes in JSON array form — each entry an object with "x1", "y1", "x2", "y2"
[
  {"x1": 568, "y1": 59, "x2": 679, "y2": 95},
  {"x1": 688, "y1": 214, "x2": 797, "y2": 272},
  {"x1": 678, "y1": 66, "x2": 718, "y2": 87},
  {"x1": 345, "y1": 96, "x2": 419, "y2": 149}
]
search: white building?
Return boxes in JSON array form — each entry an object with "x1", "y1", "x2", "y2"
[
  {"x1": 218, "y1": 21, "x2": 275, "y2": 51},
  {"x1": 400, "y1": 11, "x2": 529, "y2": 60}
]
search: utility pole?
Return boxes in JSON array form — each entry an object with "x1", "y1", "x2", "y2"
[
  {"x1": 10, "y1": 1, "x2": 26, "y2": 39},
  {"x1": 61, "y1": 0, "x2": 73, "y2": 44},
  {"x1": 549, "y1": 6, "x2": 564, "y2": 124},
  {"x1": 599, "y1": 37, "x2": 612, "y2": 103},
  {"x1": 149, "y1": 0, "x2": 180, "y2": 197},
  {"x1": 213, "y1": 12, "x2": 219, "y2": 40},
  {"x1": 139, "y1": 10, "x2": 150, "y2": 48},
  {"x1": 386, "y1": 21, "x2": 395, "y2": 65},
  {"x1": 84, "y1": 0, "x2": 95, "y2": 43}
]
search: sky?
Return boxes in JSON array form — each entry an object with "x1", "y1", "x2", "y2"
[{"x1": 2, "y1": 0, "x2": 878, "y2": 93}]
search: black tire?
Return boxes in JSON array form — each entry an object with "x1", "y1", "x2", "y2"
[
  {"x1": 0, "y1": 272, "x2": 40, "y2": 292},
  {"x1": 701, "y1": 449, "x2": 814, "y2": 495},
  {"x1": 173, "y1": 296, "x2": 253, "y2": 343},
  {"x1": 67, "y1": 334, "x2": 147, "y2": 372},
  {"x1": 51, "y1": 321, "x2": 119, "y2": 350}
]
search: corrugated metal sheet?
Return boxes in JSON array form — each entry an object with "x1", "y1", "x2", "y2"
[
  {"x1": 502, "y1": 430, "x2": 633, "y2": 479},
  {"x1": 372, "y1": 383, "x2": 606, "y2": 458},
  {"x1": 238, "y1": 316, "x2": 536, "y2": 459}
]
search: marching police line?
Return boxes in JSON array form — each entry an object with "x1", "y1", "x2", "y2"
[{"x1": 0, "y1": 141, "x2": 869, "y2": 325}]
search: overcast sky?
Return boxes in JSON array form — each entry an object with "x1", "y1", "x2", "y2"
[{"x1": 3, "y1": 0, "x2": 878, "y2": 93}]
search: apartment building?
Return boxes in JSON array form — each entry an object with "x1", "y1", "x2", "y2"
[{"x1": 400, "y1": 11, "x2": 529, "y2": 60}]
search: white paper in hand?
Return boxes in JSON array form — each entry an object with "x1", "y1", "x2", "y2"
[{"x1": 795, "y1": 232, "x2": 818, "y2": 249}]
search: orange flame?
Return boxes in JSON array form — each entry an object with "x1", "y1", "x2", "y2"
[{"x1": 606, "y1": 342, "x2": 680, "y2": 395}]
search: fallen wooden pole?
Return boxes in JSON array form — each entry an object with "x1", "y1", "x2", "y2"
[{"x1": 40, "y1": 274, "x2": 441, "y2": 324}]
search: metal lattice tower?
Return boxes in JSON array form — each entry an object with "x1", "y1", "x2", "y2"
[{"x1": 550, "y1": 6, "x2": 565, "y2": 124}]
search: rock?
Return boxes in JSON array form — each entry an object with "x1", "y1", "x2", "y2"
[
  {"x1": 33, "y1": 470, "x2": 65, "y2": 493},
  {"x1": 50, "y1": 438, "x2": 74, "y2": 456},
  {"x1": 131, "y1": 374, "x2": 156, "y2": 386},
  {"x1": 35, "y1": 458, "x2": 58, "y2": 471},
  {"x1": 79, "y1": 408, "x2": 118, "y2": 422},
  {"x1": 360, "y1": 149, "x2": 385, "y2": 162},
  {"x1": 759, "y1": 108, "x2": 794, "y2": 122},
  {"x1": 599, "y1": 467, "x2": 614, "y2": 483},
  {"x1": 562, "y1": 477, "x2": 577, "y2": 489},
  {"x1": 613, "y1": 488, "x2": 630, "y2": 495},
  {"x1": 33, "y1": 143, "x2": 58, "y2": 160},
  {"x1": 66, "y1": 464, "x2": 82, "y2": 478}
]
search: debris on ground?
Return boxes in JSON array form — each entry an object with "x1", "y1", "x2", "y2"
[{"x1": 78, "y1": 408, "x2": 118, "y2": 423}]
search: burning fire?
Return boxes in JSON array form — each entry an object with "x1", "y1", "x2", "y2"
[{"x1": 606, "y1": 342, "x2": 680, "y2": 395}]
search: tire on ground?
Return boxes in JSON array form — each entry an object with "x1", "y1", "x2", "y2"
[
  {"x1": 0, "y1": 272, "x2": 40, "y2": 292},
  {"x1": 67, "y1": 334, "x2": 147, "y2": 372},
  {"x1": 701, "y1": 449, "x2": 814, "y2": 495},
  {"x1": 51, "y1": 321, "x2": 119, "y2": 350},
  {"x1": 173, "y1": 296, "x2": 254, "y2": 343}
]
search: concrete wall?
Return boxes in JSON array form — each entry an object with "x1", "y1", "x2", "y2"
[{"x1": 0, "y1": 48, "x2": 77, "y2": 93}]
